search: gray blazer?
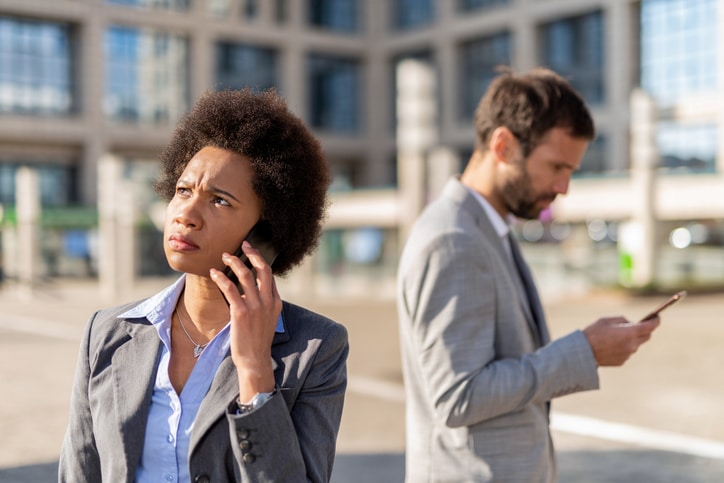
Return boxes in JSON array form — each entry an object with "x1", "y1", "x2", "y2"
[
  {"x1": 397, "y1": 178, "x2": 599, "y2": 482},
  {"x1": 59, "y1": 299, "x2": 348, "y2": 482}
]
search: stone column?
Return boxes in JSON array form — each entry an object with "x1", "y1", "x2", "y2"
[
  {"x1": 619, "y1": 89, "x2": 658, "y2": 289},
  {"x1": 16, "y1": 167, "x2": 41, "y2": 300},
  {"x1": 98, "y1": 154, "x2": 136, "y2": 303},
  {"x1": 396, "y1": 59, "x2": 437, "y2": 245}
]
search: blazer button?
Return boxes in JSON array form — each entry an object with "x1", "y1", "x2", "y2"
[
  {"x1": 242, "y1": 453, "x2": 256, "y2": 464},
  {"x1": 237, "y1": 429, "x2": 251, "y2": 440},
  {"x1": 193, "y1": 475, "x2": 210, "y2": 483},
  {"x1": 239, "y1": 440, "x2": 252, "y2": 452}
]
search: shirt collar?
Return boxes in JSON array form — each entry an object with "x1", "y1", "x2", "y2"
[
  {"x1": 464, "y1": 186, "x2": 516, "y2": 238},
  {"x1": 119, "y1": 274, "x2": 285, "y2": 333}
]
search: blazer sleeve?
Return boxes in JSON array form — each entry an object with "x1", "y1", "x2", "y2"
[
  {"x1": 399, "y1": 230, "x2": 598, "y2": 429},
  {"x1": 58, "y1": 311, "x2": 102, "y2": 482},
  {"x1": 224, "y1": 320, "x2": 349, "y2": 482}
]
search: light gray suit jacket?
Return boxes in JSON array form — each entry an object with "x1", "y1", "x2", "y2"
[
  {"x1": 397, "y1": 178, "x2": 599, "y2": 482},
  {"x1": 59, "y1": 299, "x2": 348, "y2": 482}
]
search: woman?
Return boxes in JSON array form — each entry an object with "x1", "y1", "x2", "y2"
[{"x1": 59, "y1": 89, "x2": 348, "y2": 482}]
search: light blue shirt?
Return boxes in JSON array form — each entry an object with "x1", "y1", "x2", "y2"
[{"x1": 120, "y1": 275, "x2": 284, "y2": 483}]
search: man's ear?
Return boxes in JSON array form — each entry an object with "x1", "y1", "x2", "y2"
[{"x1": 488, "y1": 127, "x2": 519, "y2": 164}]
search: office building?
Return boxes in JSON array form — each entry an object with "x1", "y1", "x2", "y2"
[{"x1": 0, "y1": 0, "x2": 721, "y2": 288}]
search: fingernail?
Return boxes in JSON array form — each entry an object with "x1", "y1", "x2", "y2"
[
  {"x1": 221, "y1": 253, "x2": 231, "y2": 261},
  {"x1": 242, "y1": 240, "x2": 251, "y2": 249}
]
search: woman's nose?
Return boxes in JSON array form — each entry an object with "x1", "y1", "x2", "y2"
[{"x1": 171, "y1": 197, "x2": 201, "y2": 228}]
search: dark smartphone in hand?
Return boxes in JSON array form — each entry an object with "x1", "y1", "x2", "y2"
[{"x1": 223, "y1": 222, "x2": 279, "y2": 295}]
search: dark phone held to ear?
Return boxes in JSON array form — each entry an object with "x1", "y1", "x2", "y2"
[{"x1": 222, "y1": 222, "x2": 279, "y2": 297}]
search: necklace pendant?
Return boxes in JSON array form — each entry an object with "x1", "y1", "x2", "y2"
[{"x1": 193, "y1": 345, "x2": 204, "y2": 358}]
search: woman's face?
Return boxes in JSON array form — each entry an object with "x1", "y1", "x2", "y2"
[{"x1": 163, "y1": 146, "x2": 262, "y2": 276}]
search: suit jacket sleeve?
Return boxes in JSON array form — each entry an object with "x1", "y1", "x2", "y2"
[
  {"x1": 223, "y1": 317, "x2": 349, "y2": 483},
  {"x1": 399, "y1": 228, "x2": 598, "y2": 429}
]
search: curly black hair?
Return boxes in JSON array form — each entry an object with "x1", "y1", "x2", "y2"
[{"x1": 155, "y1": 89, "x2": 330, "y2": 276}]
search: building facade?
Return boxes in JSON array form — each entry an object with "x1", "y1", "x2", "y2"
[{"x1": 0, "y1": 0, "x2": 722, "y2": 289}]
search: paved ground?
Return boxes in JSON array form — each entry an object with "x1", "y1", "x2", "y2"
[{"x1": 0, "y1": 276, "x2": 723, "y2": 482}]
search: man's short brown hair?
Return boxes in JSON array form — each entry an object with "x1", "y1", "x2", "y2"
[{"x1": 474, "y1": 67, "x2": 595, "y2": 157}]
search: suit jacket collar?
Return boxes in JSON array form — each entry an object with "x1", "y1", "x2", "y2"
[
  {"x1": 112, "y1": 317, "x2": 163, "y2": 475},
  {"x1": 442, "y1": 178, "x2": 546, "y2": 345}
]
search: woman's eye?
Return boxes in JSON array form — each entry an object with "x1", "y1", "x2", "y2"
[
  {"x1": 213, "y1": 196, "x2": 230, "y2": 207},
  {"x1": 175, "y1": 186, "x2": 191, "y2": 196}
]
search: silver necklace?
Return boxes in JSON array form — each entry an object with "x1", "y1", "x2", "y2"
[{"x1": 175, "y1": 309, "x2": 209, "y2": 358}]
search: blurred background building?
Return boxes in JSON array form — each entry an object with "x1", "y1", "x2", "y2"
[{"x1": 0, "y1": 0, "x2": 723, "y2": 299}]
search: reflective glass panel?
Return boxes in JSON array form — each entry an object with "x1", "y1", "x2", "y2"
[
  {"x1": 0, "y1": 163, "x2": 77, "y2": 206},
  {"x1": 0, "y1": 16, "x2": 73, "y2": 115},
  {"x1": 641, "y1": 0, "x2": 717, "y2": 106},
  {"x1": 308, "y1": 54, "x2": 361, "y2": 133},
  {"x1": 309, "y1": 0, "x2": 358, "y2": 32},
  {"x1": 540, "y1": 11, "x2": 604, "y2": 104},
  {"x1": 392, "y1": 0, "x2": 434, "y2": 30},
  {"x1": 656, "y1": 122, "x2": 716, "y2": 172},
  {"x1": 104, "y1": 26, "x2": 189, "y2": 124},
  {"x1": 215, "y1": 42, "x2": 278, "y2": 91},
  {"x1": 460, "y1": 32, "x2": 510, "y2": 120},
  {"x1": 459, "y1": 0, "x2": 508, "y2": 11}
]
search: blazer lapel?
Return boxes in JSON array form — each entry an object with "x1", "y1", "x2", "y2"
[
  {"x1": 112, "y1": 318, "x2": 163, "y2": 473},
  {"x1": 445, "y1": 179, "x2": 545, "y2": 345},
  {"x1": 190, "y1": 312, "x2": 291, "y2": 452}
]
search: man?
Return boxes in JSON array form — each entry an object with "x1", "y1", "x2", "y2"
[{"x1": 396, "y1": 68, "x2": 660, "y2": 482}]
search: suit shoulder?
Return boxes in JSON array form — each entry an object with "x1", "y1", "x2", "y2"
[{"x1": 281, "y1": 301, "x2": 348, "y2": 341}]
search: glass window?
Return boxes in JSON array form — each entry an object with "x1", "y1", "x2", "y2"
[
  {"x1": 0, "y1": 163, "x2": 78, "y2": 206},
  {"x1": 459, "y1": 0, "x2": 508, "y2": 11},
  {"x1": 215, "y1": 42, "x2": 278, "y2": 92},
  {"x1": 105, "y1": 0, "x2": 189, "y2": 10},
  {"x1": 104, "y1": 26, "x2": 188, "y2": 124},
  {"x1": 392, "y1": 0, "x2": 434, "y2": 30},
  {"x1": 0, "y1": 16, "x2": 74, "y2": 115},
  {"x1": 640, "y1": 0, "x2": 717, "y2": 106},
  {"x1": 244, "y1": 0, "x2": 259, "y2": 18},
  {"x1": 540, "y1": 11, "x2": 605, "y2": 104},
  {"x1": 308, "y1": 54, "x2": 361, "y2": 133},
  {"x1": 309, "y1": 0, "x2": 359, "y2": 33},
  {"x1": 656, "y1": 122, "x2": 716, "y2": 173},
  {"x1": 459, "y1": 32, "x2": 511, "y2": 120}
]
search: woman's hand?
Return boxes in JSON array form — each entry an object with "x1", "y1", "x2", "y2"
[{"x1": 210, "y1": 240, "x2": 282, "y2": 402}]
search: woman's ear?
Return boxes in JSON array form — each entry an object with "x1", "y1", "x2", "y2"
[{"x1": 489, "y1": 127, "x2": 519, "y2": 164}]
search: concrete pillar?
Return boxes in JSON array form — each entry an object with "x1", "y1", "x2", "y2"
[
  {"x1": 619, "y1": 89, "x2": 658, "y2": 288},
  {"x1": 16, "y1": 167, "x2": 41, "y2": 300},
  {"x1": 427, "y1": 147, "x2": 459, "y2": 200},
  {"x1": 396, "y1": 59, "x2": 437, "y2": 245},
  {"x1": 98, "y1": 154, "x2": 136, "y2": 303}
]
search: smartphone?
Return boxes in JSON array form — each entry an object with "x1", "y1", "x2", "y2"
[
  {"x1": 222, "y1": 222, "x2": 279, "y2": 295},
  {"x1": 639, "y1": 290, "x2": 687, "y2": 322}
]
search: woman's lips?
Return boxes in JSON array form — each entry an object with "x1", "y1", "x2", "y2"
[{"x1": 168, "y1": 234, "x2": 199, "y2": 251}]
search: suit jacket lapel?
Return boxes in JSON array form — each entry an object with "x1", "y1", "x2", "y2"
[
  {"x1": 112, "y1": 318, "x2": 162, "y2": 473},
  {"x1": 445, "y1": 179, "x2": 546, "y2": 346},
  {"x1": 190, "y1": 309, "x2": 291, "y2": 452}
]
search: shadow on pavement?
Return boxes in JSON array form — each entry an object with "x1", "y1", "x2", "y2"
[
  {"x1": 0, "y1": 461, "x2": 57, "y2": 483},
  {"x1": 332, "y1": 452, "x2": 405, "y2": 482},
  {"x1": 558, "y1": 449, "x2": 724, "y2": 483},
  {"x1": 2, "y1": 450, "x2": 722, "y2": 482}
]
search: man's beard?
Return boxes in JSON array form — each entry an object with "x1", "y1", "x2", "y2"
[{"x1": 500, "y1": 168, "x2": 557, "y2": 220}]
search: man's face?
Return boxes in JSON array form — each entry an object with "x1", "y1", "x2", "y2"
[{"x1": 499, "y1": 127, "x2": 588, "y2": 220}]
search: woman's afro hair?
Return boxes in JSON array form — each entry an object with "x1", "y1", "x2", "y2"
[{"x1": 155, "y1": 88, "x2": 330, "y2": 276}]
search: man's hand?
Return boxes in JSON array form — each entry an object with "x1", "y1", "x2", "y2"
[{"x1": 583, "y1": 316, "x2": 660, "y2": 366}]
